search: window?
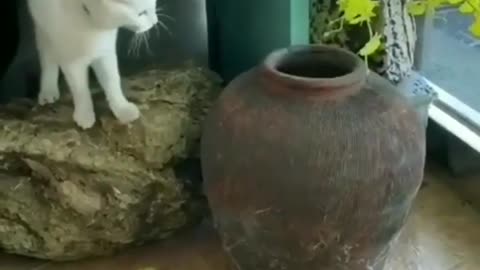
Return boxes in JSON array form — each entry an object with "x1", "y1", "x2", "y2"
[{"x1": 416, "y1": 7, "x2": 480, "y2": 153}]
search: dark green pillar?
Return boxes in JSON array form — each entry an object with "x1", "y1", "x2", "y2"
[{"x1": 207, "y1": 0, "x2": 310, "y2": 82}]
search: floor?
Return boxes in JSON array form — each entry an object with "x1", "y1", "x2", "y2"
[{"x1": 0, "y1": 162, "x2": 479, "y2": 270}]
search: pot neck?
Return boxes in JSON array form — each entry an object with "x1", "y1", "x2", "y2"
[{"x1": 260, "y1": 45, "x2": 368, "y2": 99}]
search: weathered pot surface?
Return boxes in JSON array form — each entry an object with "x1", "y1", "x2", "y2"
[{"x1": 201, "y1": 45, "x2": 426, "y2": 270}]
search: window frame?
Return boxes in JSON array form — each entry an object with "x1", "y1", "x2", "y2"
[{"x1": 415, "y1": 12, "x2": 480, "y2": 153}]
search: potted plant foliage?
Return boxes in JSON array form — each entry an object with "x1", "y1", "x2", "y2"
[{"x1": 311, "y1": 0, "x2": 479, "y2": 127}]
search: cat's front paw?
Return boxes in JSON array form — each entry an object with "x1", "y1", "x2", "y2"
[
  {"x1": 112, "y1": 102, "x2": 141, "y2": 124},
  {"x1": 73, "y1": 107, "x2": 96, "y2": 129},
  {"x1": 38, "y1": 88, "x2": 60, "y2": 105}
]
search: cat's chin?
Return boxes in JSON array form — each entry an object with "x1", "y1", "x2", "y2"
[
  {"x1": 134, "y1": 28, "x2": 152, "y2": 34},
  {"x1": 123, "y1": 25, "x2": 151, "y2": 34},
  {"x1": 123, "y1": 25, "x2": 140, "y2": 32}
]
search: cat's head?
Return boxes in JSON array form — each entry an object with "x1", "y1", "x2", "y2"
[{"x1": 84, "y1": 0, "x2": 159, "y2": 33}]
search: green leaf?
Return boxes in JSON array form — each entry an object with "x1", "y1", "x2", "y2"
[
  {"x1": 341, "y1": 0, "x2": 379, "y2": 25},
  {"x1": 470, "y1": 15, "x2": 480, "y2": 37},
  {"x1": 448, "y1": 0, "x2": 464, "y2": 4},
  {"x1": 427, "y1": 0, "x2": 450, "y2": 13},
  {"x1": 459, "y1": 0, "x2": 477, "y2": 13},
  {"x1": 407, "y1": 1, "x2": 427, "y2": 15},
  {"x1": 359, "y1": 33, "x2": 382, "y2": 56}
]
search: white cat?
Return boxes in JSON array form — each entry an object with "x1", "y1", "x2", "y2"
[{"x1": 28, "y1": 0, "x2": 159, "y2": 129}]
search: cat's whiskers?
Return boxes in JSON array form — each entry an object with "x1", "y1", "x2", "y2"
[
  {"x1": 127, "y1": 31, "x2": 154, "y2": 58},
  {"x1": 153, "y1": 22, "x2": 161, "y2": 39},
  {"x1": 127, "y1": 8, "x2": 173, "y2": 57},
  {"x1": 127, "y1": 35, "x2": 137, "y2": 56},
  {"x1": 156, "y1": 9, "x2": 174, "y2": 37},
  {"x1": 155, "y1": 18, "x2": 173, "y2": 37},
  {"x1": 127, "y1": 34, "x2": 143, "y2": 57},
  {"x1": 156, "y1": 10, "x2": 175, "y2": 22},
  {"x1": 142, "y1": 31, "x2": 152, "y2": 56}
]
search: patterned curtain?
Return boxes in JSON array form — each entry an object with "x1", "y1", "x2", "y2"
[{"x1": 309, "y1": 0, "x2": 417, "y2": 84}]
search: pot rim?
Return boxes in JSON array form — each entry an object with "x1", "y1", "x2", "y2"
[{"x1": 261, "y1": 44, "x2": 368, "y2": 93}]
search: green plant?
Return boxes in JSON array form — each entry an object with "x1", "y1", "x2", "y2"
[
  {"x1": 408, "y1": 0, "x2": 480, "y2": 36},
  {"x1": 334, "y1": 0, "x2": 480, "y2": 63}
]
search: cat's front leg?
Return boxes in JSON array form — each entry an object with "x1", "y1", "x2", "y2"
[
  {"x1": 37, "y1": 41, "x2": 60, "y2": 105},
  {"x1": 61, "y1": 62, "x2": 96, "y2": 129},
  {"x1": 92, "y1": 53, "x2": 140, "y2": 124}
]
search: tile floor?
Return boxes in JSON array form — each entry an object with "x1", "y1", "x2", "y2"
[{"x1": 0, "y1": 162, "x2": 479, "y2": 270}]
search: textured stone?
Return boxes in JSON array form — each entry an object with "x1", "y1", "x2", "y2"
[{"x1": 0, "y1": 65, "x2": 220, "y2": 261}]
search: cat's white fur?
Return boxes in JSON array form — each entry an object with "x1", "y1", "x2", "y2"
[{"x1": 28, "y1": 0, "x2": 158, "y2": 129}]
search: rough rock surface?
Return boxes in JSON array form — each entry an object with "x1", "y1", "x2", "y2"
[{"x1": 0, "y1": 66, "x2": 221, "y2": 261}]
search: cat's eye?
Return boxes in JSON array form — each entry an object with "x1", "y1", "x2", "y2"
[{"x1": 138, "y1": 10, "x2": 147, "y2": 16}]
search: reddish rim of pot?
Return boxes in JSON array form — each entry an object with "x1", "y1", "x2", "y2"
[{"x1": 261, "y1": 45, "x2": 368, "y2": 97}]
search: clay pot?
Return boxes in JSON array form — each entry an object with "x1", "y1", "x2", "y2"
[{"x1": 200, "y1": 45, "x2": 426, "y2": 270}]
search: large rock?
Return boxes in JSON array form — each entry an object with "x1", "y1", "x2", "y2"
[{"x1": 0, "y1": 66, "x2": 221, "y2": 261}]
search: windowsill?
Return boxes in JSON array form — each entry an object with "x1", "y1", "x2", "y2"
[{"x1": 425, "y1": 78, "x2": 480, "y2": 153}]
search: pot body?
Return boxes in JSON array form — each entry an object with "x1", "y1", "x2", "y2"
[{"x1": 201, "y1": 45, "x2": 426, "y2": 270}]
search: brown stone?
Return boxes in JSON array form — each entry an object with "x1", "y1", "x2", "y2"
[{"x1": 0, "y1": 65, "x2": 221, "y2": 261}]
